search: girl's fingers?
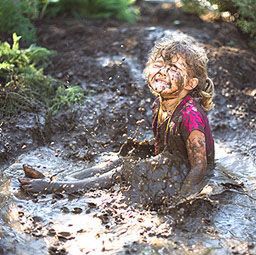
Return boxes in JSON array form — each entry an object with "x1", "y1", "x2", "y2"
[{"x1": 19, "y1": 182, "x2": 33, "y2": 192}]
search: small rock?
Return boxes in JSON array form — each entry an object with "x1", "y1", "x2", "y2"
[
  {"x1": 32, "y1": 216, "x2": 43, "y2": 222},
  {"x1": 61, "y1": 207, "x2": 70, "y2": 213},
  {"x1": 48, "y1": 228, "x2": 56, "y2": 236},
  {"x1": 72, "y1": 207, "x2": 83, "y2": 214}
]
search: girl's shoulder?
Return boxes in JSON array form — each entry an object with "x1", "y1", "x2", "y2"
[
  {"x1": 180, "y1": 96, "x2": 205, "y2": 118},
  {"x1": 176, "y1": 96, "x2": 207, "y2": 134}
]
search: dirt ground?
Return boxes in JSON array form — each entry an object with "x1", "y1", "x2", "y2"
[{"x1": 0, "y1": 2, "x2": 256, "y2": 255}]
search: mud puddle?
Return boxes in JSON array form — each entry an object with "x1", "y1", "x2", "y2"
[{"x1": 0, "y1": 139, "x2": 255, "y2": 255}]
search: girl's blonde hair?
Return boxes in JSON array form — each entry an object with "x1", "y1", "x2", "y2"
[{"x1": 145, "y1": 34, "x2": 215, "y2": 111}]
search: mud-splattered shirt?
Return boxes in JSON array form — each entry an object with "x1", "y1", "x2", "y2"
[{"x1": 152, "y1": 95, "x2": 215, "y2": 169}]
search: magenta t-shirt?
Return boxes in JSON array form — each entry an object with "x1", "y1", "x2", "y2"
[{"x1": 152, "y1": 95, "x2": 215, "y2": 169}]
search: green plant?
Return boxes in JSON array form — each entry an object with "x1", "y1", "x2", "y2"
[
  {"x1": 0, "y1": 0, "x2": 139, "y2": 44},
  {"x1": 233, "y1": 0, "x2": 256, "y2": 38},
  {"x1": 209, "y1": 0, "x2": 256, "y2": 38},
  {"x1": 0, "y1": 33, "x2": 85, "y2": 117},
  {"x1": 50, "y1": 85, "x2": 85, "y2": 114},
  {"x1": 180, "y1": 0, "x2": 210, "y2": 16},
  {"x1": 44, "y1": 0, "x2": 139, "y2": 22},
  {"x1": 0, "y1": 33, "x2": 53, "y2": 115},
  {"x1": 0, "y1": 0, "x2": 39, "y2": 42},
  {"x1": 180, "y1": 0, "x2": 256, "y2": 39},
  {"x1": 208, "y1": 0, "x2": 238, "y2": 13}
]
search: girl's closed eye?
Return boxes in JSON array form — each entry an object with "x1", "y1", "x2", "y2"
[{"x1": 169, "y1": 64, "x2": 181, "y2": 72}]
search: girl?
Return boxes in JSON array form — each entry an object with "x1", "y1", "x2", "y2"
[
  {"x1": 145, "y1": 35, "x2": 215, "y2": 195},
  {"x1": 19, "y1": 34, "x2": 215, "y2": 200}
]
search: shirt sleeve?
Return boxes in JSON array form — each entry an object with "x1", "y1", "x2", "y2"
[{"x1": 180, "y1": 106, "x2": 205, "y2": 141}]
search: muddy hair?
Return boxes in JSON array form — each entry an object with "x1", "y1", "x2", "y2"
[{"x1": 145, "y1": 34, "x2": 215, "y2": 111}]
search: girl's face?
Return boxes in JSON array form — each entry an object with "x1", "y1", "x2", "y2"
[{"x1": 146, "y1": 54, "x2": 190, "y2": 99}]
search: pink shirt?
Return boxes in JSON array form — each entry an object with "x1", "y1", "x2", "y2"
[{"x1": 152, "y1": 95, "x2": 215, "y2": 169}]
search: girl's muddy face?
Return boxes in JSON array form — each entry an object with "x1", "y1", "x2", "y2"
[{"x1": 146, "y1": 54, "x2": 189, "y2": 99}]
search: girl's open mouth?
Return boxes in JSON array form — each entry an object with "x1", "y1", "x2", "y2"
[{"x1": 152, "y1": 80, "x2": 171, "y2": 93}]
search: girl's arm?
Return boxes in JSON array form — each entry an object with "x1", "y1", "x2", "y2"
[{"x1": 180, "y1": 130, "x2": 207, "y2": 196}]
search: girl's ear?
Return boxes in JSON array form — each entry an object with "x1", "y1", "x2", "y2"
[{"x1": 184, "y1": 78, "x2": 198, "y2": 91}]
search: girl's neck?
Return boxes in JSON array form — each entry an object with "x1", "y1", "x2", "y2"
[
  {"x1": 159, "y1": 89, "x2": 189, "y2": 112},
  {"x1": 158, "y1": 97, "x2": 182, "y2": 125},
  {"x1": 160, "y1": 96, "x2": 182, "y2": 113}
]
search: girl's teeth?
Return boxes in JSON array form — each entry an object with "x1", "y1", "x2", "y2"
[{"x1": 153, "y1": 81, "x2": 169, "y2": 92}]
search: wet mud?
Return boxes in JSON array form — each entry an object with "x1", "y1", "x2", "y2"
[{"x1": 1, "y1": 2, "x2": 256, "y2": 255}]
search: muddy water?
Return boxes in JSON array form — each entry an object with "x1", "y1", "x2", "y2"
[
  {"x1": 1, "y1": 28, "x2": 256, "y2": 254},
  {"x1": 0, "y1": 141, "x2": 255, "y2": 255}
]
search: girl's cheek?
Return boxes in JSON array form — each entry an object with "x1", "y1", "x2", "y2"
[
  {"x1": 169, "y1": 72, "x2": 183, "y2": 86},
  {"x1": 148, "y1": 70, "x2": 158, "y2": 81},
  {"x1": 144, "y1": 65, "x2": 155, "y2": 79},
  {"x1": 170, "y1": 73, "x2": 175, "y2": 82}
]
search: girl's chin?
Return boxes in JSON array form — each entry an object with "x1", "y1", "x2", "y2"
[
  {"x1": 159, "y1": 91, "x2": 179, "y2": 99},
  {"x1": 150, "y1": 87, "x2": 170, "y2": 94},
  {"x1": 151, "y1": 86, "x2": 171, "y2": 93}
]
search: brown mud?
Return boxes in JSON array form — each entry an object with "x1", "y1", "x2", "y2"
[{"x1": 0, "y1": 2, "x2": 256, "y2": 255}]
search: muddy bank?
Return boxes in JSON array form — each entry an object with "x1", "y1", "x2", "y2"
[{"x1": 0, "y1": 2, "x2": 256, "y2": 255}]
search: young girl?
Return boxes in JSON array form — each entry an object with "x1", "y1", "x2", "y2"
[
  {"x1": 145, "y1": 35, "x2": 215, "y2": 195},
  {"x1": 19, "y1": 34, "x2": 215, "y2": 200}
]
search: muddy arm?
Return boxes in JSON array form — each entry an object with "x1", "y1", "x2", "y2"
[
  {"x1": 55, "y1": 167, "x2": 122, "y2": 193},
  {"x1": 180, "y1": 130, "x2": 207, "y2": 196}
]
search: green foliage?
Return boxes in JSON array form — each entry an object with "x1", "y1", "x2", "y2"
[
  {"x1": 0, "y1": 0, "x2": 39, "y2": 42},
  {"x1": 0, "y1": 0, "x2": 139, "y2": 44},
  {"x1": 208, "y1": 0, "x2": 238, "y2": 13},
  {"x1": 232, "y1": 0, "x2": 256, "y2": 38},
  {"x1": 45, "y1": 0, "x2": 139, "y2": 22},
  {"x1": 180, "y1": 0, "x2": 210, "y2": 16},
  {"x1": 0, "y1": 34, "x2": 85, "y2": 117},
  {"x1": 0, "y1": 33, "x2": 53, "y2": 115},
  {"x1": 180, "y1": 0, "x2": 256, "y2": 39},
  {"x1": 208, "y1": 0, "x2": 256, "y2": 38},
  {"x1": 50, "y1": 86, "x2": 85, "y2": 114}
]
